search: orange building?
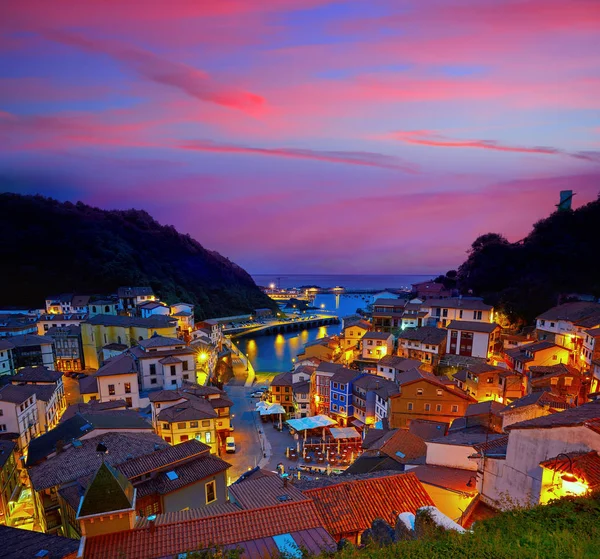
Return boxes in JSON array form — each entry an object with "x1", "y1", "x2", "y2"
[{"x1": 389, "y1": 369, "x2": 475, "y2": 428}]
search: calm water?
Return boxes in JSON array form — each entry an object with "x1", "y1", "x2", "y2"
[
  {"x1": 242, "y1": 275, "x2": 438, "y2": 373},
  {"x1": 252, "y1": 274, "x2": 435, "y2": 290}
]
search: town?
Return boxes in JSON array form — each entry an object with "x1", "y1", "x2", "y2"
[{"x1": 1, "y1": 279, "x2": 599, "y2": 558}]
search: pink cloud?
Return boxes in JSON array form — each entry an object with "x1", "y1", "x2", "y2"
[
  {"x1": 44, "y1": 32, "x2": 265, "y2": 113},
  {"x1": 393, "y1": 131, "x2": 600, "y2": 162},
  {"x1": 179, "y1": 140, "x2": 419, "y2": 172}
]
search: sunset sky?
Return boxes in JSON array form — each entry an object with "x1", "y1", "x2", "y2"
[{"x1": 1, "y1": 0, "x2": 599, "y2": 274}]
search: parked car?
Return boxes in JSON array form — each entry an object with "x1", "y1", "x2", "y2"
[
  {"x1": 250, "y1": 391, "x2": 264, "y2": 398},
  {"x1": 225, "y1": 436, "x2": 236, "y2": 453}
]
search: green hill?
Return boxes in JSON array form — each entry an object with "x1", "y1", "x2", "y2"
[
  {"x1": 457, "y1": 195, "x2": 600, "y2": 324},
  {"x1": 0, "y1": 193, "x2": 277, "y2": 319}
]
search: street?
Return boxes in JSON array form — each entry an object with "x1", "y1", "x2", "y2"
[
  {"x1": 63, "y1": 374, "x2": 82, "y2": 406},
  {"x1": 223, "y1": 384, "x2": 265, "y2": 482}
]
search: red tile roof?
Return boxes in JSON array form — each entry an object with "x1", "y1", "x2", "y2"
[
  {"x1": 229, "y1": 476, "x2": 309, "y2": 509},
  {"x1": 540, "y1": 451, "x2": 600, "y2": 490},
  {"x1": 83, "y1": 500, "x2": 330, "y2": 559},
  {"x1": 302, "y1": 472, "x2": 433, "y2": 537}
]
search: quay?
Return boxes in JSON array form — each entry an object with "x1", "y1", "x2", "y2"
[{"x1": 227, "y1": 314, "x2": 339, "y2": 338}]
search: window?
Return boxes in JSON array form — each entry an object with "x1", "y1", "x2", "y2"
[
  {"x1": 550, "y1": 322, "x2": 555, "y2": 327},
  {"x1": 486, "y1": 377, "x2": 494, "y2": 384},
  {"x1": 150, "y1": 378, "x2": 157, "y2": 385},
  {"x1": 367, "y1": 340, "x2": 373, "y2": 345},
  {"x1": 340, "y1": 395, "x2": 345, "y2": 403},
  {"x1": 178, "y1": 422, "x2": 186, "y2": 429},
  {"x1": 190, "y1": 421, "x2": 198, "y2": 428},
  {"x1": 171, "y1": 379, "x2": 177, "y2": 386},
  {"x1": 540, "y1": 320, "x2": 546, "y2": 326},
  {"x1": 285, "y1": 395, "x2": 290, "y2": 402},
  {"x1": 332, "y1": 382, "x2": 338, "y2": 389},
  {"x1": 182, "y1": 361, "x2": 189, "y2": 371},
  {"x1": 124, "y1": 382, "x2": 131, "y2": 394},
  {"x1": 451, "y1": 405, "x2": 459, "y2": 413},
  {"x1": 105, "y1": 305, "x2": 110, "y2": 313},
  {"x1": 459, "y1": 310, "x2": 463, "y2": 319},
  {"x1": 564, "y1": 377, "x2": 573, "y2": 386},
  {"x1": 0, "y1": 410, "x2": 3, "y2": 416},
  {"x1": 170, "y1": 365, "x2": 176, "y2": 376},
  {"x1": 424, "y1": 403, "x2": 430, "y2": 411},
  {"x1": 473, "y1": 311, "x2": 482, "y2": 320},
  {"x1": 125, "y1": 397, "x2": 132, "y2": 407},
  {"x1": 417, "y1": 388, "x2": 423, "y2": 395},
  {"x1": 163, "y1": 423, "x2": 170, "y2": 430},
  {"x1": 205, "y1": 432, "x2": 211, "y2": 443},
  {"x1": 407, "y1": 402, "x2": 413, "y2": 411},
  {"x1": 164, "y1": 436, "x2": 171, "y2": 443},
  {"x1": 108, "y1": 384, "x2": 115, "y2": 396},
  {"x1": 436, "y1": 404, "x2": 442, "y2": 412},
  {"x1": 202, "y1": 420, "x2": 211, "y2": 427},
  {"x1": 442, "y1": 309, "x2": 448, "y2": 318},
  {"x1": 205, "y1": 481, "x2": 216, "y2": 504},
  {"x1": 183, "y1": 374, "x2": 189, "y2": 380},
  {"x1": 436, "y1": 389, "x2": 443, "y2": 396},
  {"x1": 150, "y1": 364, "x2": 157, "y2": 375},
  {"x1": 0, "y1": 425, "x2": 6, "y2": 432},
  {"x1": 180, "y1": 435, "x2": 188, "y2": 442},
  {"x1": 332, "y1": 404, "x2": 338, "y2": 411},
  {"x1": 339, "y1": 384, "x2": 345, "y2": 391}
]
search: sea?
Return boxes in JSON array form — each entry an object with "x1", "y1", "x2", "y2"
[{"x1": 241, "y1": 274, "x2": 436, "y2": 373}]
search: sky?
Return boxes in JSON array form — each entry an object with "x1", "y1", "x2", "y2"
[{"x1": 1, "y1": 0, "x2": 599, "y2": 275}]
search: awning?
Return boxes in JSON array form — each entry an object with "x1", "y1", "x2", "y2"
[
  {"x1": 255, "y1": 402, "x2": 286, "y2": 416},
  {"x1": 286, "y1": 415, "x2": 337, "y2": 431},
  {"x1": 329, "y1": 427, "x2": 361, "y2": 440},
  {"x1": 351, "y1": 418, "x2": 365, "y2": 428}
]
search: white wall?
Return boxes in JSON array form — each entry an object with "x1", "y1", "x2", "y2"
[
  {"x1": 426, "y1": 442, "x2": 478, "y2": 471},
  {"x1": 98, "y1": 372, "x2": 140, "y2": 408}
]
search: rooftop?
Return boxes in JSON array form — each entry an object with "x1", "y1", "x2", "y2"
[
  {"x1": 157, "y1": 399, "x2": 217, "y2": 422},
  {"x1": 270, "y1": 371, "x2": 294, "y2": 387},
  {"x1": 500, "y1": 391, "x2": 571, "y2": 414},
  {"x1": 85, "y1": 314, "x2": 176, "y2": 329},
  {"x1": 425, "y1": 297, "x2": 492, "y2": 311},
  {"x1": 378, "y1": 355, "x2": 422, "y2": 371},
  {"x1": 95, "y1": 353, "x2": 137, "y2": 377},
  {"x1": 331, "y1": 367, "x2": 361, "y2": 384},
  {"x1": 137, "y1": 333, "x2": 185, "y2": 349},
  {"x1": 7, "y1": 333, "x2": 54, "y2": 347},
  {"x1": 303, "y1": 472, "x2": 434, "y2": 536},
  {"x1": 410, "y1": 464, "x2": 478, "y2": 495},
  {"x1": 537, "y1": 302, "x2": 600, "y2": 325},
  {"x1": 429, "y1": 430, "x2": 507, "y2": 447},
  {"x1": 408, "y1": 419, "x2": 450, "y2": 440},
  {"x1": 506, "y1": 400, "x2": 600, "y2": 431},
  {"x1": 446, "y1": 320, "x2": 499, "y2": 334},
  {"x1": 362, "y1": 331, "x2": 393, "y2": 340},
  {"x1": 79, "y1": 461, "x2": 135, "y2": 517},
  {"x1": 398, "y1": 326, "x2": 447, "y2": 345},
  {"x1": 540, "y1": 451, "x2": 600, "y2": 490},
  {"x1": 9, "y1": 365, "x2": 62, "y2": 384},
  {"x1": 465, "y1": 400, "x2": 505, "y2": 417},
  {"x1": 0, "y1": 525, "x2": 79, "y2": 559},
  {"x1": 229, "y1": 474, "x2": 309, "y2": 509},
  {"x1": 82, "y1": 500, "x2": 335, "y2": 559}
]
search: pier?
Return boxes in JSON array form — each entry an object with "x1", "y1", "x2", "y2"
[{"x1": 227, "y1": 315, "x2": 340, "y2": 338}]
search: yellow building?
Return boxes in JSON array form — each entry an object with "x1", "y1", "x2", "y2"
[{"x1": 81, "y1": 315, "x2": 178, "y2": 370}]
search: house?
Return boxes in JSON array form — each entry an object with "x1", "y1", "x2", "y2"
[
  {"x1": 454, "y1": 362, "x2": 523, "y2": 403},
  {"x1": 296, "y1": 337, "x2": 338, "y2": 363},
  {"x1": 329, "y1": 367, "x2": 361, "y2": 426},
  {"x1": 360, "y1": 331, "x2": 394, "y2": 361},
  {"x1": 88, "y1": 299, "x2": 119, "y2": 317},
  {"x1": 268, "y1": 371, "x2": 295, "y2": 415},
  {"x1": 504, "y1": 340, "x2": 570, "y2": 374},
  {"x1": 8, "y1": 334, "x2": 55, "y2": 370},
  {"x1": 81, "y1": 315, "x2": 178, "y2": 370},
  {"x1": 129, "y1": 334, "x2": 197, "y2": 390},
  {"x1": 8, "y1": 366, "x2": 66, "y2": 432},
  {"x1": 170, "y1": 302, "x2": 195, "y2": 334},
  {"x1": 425, "y1": 430, "x2": 509, "y2": 471},
  {"x1": 44, "y1": 325, "x2": 85, "y2": 372},
  {"x1": 478, "y1": 400, "x2": 600, "y2": 509},
  {"x1": 149, "y1": 384, "x2": 232, "y2": 450},
  {"x1": 303, "y1": 473, "x2": 434, "y2": 544},
  {"x1": 194, "y1": 319, "x2": 223, "y2": 347},
  {"x1": 27, "y1": 430, "x2": 165, "y2": 535},
  {"x1": 535, "y1": 302, "x2": 600, "y2": 361},
  {"x1": 94, "y1": 353, "x2": 140, "y2": 408},
  {"x1": 37, "y1": 313, "x2": 88, "y2": 335},
  {"x1": 376, "y1": 354, "x2": 422, "y2": 382},
  {"x1": 0, "y1": 339, "x2": 15, "y2": 377},
  {"x1": 409, "y1": 464, "x2": 478, "y2": 525},
  {"x1": 389, "y1": 368, "x2": 475, "y2": 428},
  {"x1": 0, "y1": 441, "x2": 19, "y2": 527},
  {"x1": 412, "y1": 281, "x2": 453, "y2": 300},
  {"x1": 0, "y1": 385, "x2": 43, "y2": 452},
  {"x1": 0, "y1": 525, "x2": 79, "y2": 559},
  {"x1": 582, "y1": 328, "x2": 600, "y2": 373},
  {"x1": 340, "y1": 319, "x2": 371, "y2": 349},
  {"x1": 78, "y1": 499, "x2": 336, "y2": 559},
  {"x1": 138, "y1": 301, "x2": 170, "y2": 319},
  {"x1": 462, "y1": 401, "x2": 505, "y2": 433},
  {"x1": 499, "y1": 391, "x2": 572, "y2": 431},
  {"x1": 371, "y1": 298, "x2": 407, "y2": 332},
  {"x1": 446, "y1": 320, "x2": 501, "y2": 359},
  {"x1": 422, "y1": 297, "x2": 494, "y2": 328},
  {"x1": 292, "y1": 380, "x2": 311, "y2": 418},
  {"x1": 117, "y1": 287, "x2": 156, "y2": 312},
  {"x1": 45, "y1": 294, "x2": 90, "y2": 315},
  {"x1": 352, "y1": 374, "x2": 398, "y2": 427},
  {"x1": 528, "y1": 363, "x2": 585, "y2": 405},
  {"x1": 397, "y1": 326, "x2": 447, "y2": 372},
  {"x1": 311, "y1": 362, "x2": 343, "y2": 415},
  {"x1": 0, "y1": 313, "x2": 38, "y2": 337},
  {"x1": 60, "y1": 400, "x2": 130, "y2": 422},
  {"x1": 399, "y1": 300, "x2": 429, "y2": 330},
  {"x1": 228, "y1": 471, "x2": 310, "y2": 509}
]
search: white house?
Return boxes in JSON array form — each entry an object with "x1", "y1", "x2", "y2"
[
  {"x1": 130, "y1": 334, "x2": 197, "y2": 390},
  {"x1": 376, "y1": 355, "x2": 422, "y2": 382},
  {"x1": 0, "y1": 339, "x2": 15, "y2": 377},
  {"x1": 37, "y1": 313, "x2": 88, "y2": 335},
  {"x1": 422, "y1": 297, "x2": 494, "y2": 328},
  {"x1": 170, "y1": 303, "x2": 195, "y2": 333},
  {"x1": 139, "y1": 301, "x2": 170, "y2": 319},
  {"x1": 361, "y1": 331, "x2": 394, "y2": 361},
  {"x1": 478, "y1": 400, "x2": 600, "y2": 509},
  {"x1": 446, "y1": 321, "x2": 501, "y2": 359},
  {"x1": 0, "y1": 385, "x2": 41, "y2": 452},
  {"x1": 95, "y1": 353, "x2": 141, "y2": 409}
]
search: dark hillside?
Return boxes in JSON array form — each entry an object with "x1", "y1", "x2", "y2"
[{"x1": 0, "y1": 193, "x2": 277, "y2": 319}]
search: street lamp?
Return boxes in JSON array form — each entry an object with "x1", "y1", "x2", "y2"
[{"x1": 246, "y1": 353, "x2": 249, "y2": 372}]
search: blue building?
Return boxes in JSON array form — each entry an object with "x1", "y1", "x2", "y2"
[{"x1": 329, "y1": 368, "x2": 361, "y2": 427}]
